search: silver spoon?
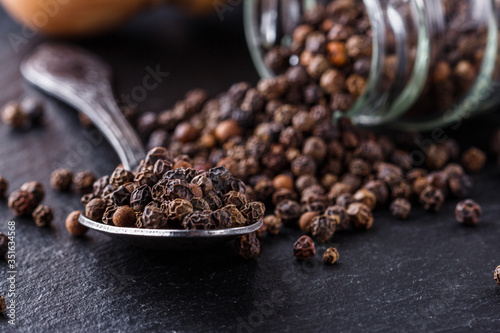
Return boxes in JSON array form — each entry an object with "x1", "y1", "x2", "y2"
[{"x1": 20, "y1": 44, "x2": 262, "y2": 249}]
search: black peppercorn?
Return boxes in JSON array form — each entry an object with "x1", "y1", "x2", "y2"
[
  {"x1": 102, "y1": 205, "x2": 117, "y2": 225},
  {"x1": 390, "y1": 198, "x2": 411, "y2": 220},
  {"x1": 50, "y1": 168, "x2": 73, "y2": 192},
  {"x1": 73, "y1": 170, "x2": 97, "y2": 194},
  {"x1": 275, "y1": 199, "x2": 302, "y2": 224},
  {"x1": 113, "y1": 206, "x2": 137, "y2": 228},
  {"x1": 112, "y1": 185, "x2": 132, "y2": 207},
  {"x1": 223, "y1": 204, "x2": 247, "y2": 227},
  {"x1": 32, "y1": 205, "x2": 53, "y2": 227},
  {"x1": 110, "y1": 168, "x2": 135, "y2": 188},
  {"x1": 323, "y1": 247, "x2": 339, "y2": 265},
  {"x1": 92, "y1": 176, "x2": 110, "y2": 197},
  {"x1": 293, "y1": 235, "x2": 315, "y2": 260},
  {"x1": 494, "y1": 266, "x2": 500, "y2": 287},
  {"x1": 8, "y1": 189, "x2": 36, "y2": 216},
  {"x1": 182, "y1": 211, "x2": 215, "y2": 230},
  {"x1": 1, "y1": 102, "x2": 28, "y2": 129},
  {"x1": 240, "y1": 201, "x2": 265, "y2": 224},
  {"x1": 235, "y1": 233, "x2": 261, "y2": 259},
  {"x1": 85, "y1": 198, "x2": 107, "y2": 222},
  {"x1": 455, "y1": 199, "x2": 481, "y2": 226},
  {"x1": 311, "y1": 215, "x2": 337, "y2": 242},
  {"x1": 66, "y1": 211, "x2": 88, "y2": 236},
  {"x1": 419, "y1": 186, "x2": 445, "y2": 212},
  {"x1": 130, "y1": 184, "x2": 152, "y2": 212},
  {"x1": 143, "y1": 202, "x2": 168, "y2": 229},
  {"x1": 324, "y1": 205, "x2": 349, "y2": 230},
  {"x1": 346, "y1": 202, "x2": 373, "y2": 229},
  {"x1": 461, "y1": 147, "x2": 486, "y2": 173},
  {"x1": 20, "y1": 181, "x2": 44, "y2": 206}
]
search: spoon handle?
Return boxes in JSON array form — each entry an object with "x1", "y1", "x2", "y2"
[{"x1": 20, "y1": 44, "x2": 145, "y2": 171}]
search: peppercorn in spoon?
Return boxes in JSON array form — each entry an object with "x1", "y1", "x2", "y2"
[{"x1": 20, "y1": 44, "x2": 262, "y2": 249}]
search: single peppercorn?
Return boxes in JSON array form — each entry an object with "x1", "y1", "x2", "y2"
[
  {"x1": 50, "y1": 168, "x2": 73, "y2": 191},
  {"x1": 241, "y1": 202, "x2": 265, "y2": 224},
  {"x1": 235, "y1": 233, "x2": 261, "y2": 259},
  {"x1": 494, "y1": 265, "x2": 500, "y2": 287},
  {"x1": 32, "y1": 205, "x2": 53, "y2": 227},
  {"x1": 346, "y1": 202, "x2": 373, "y2": 229},
  {"x1": 20, "y1": 181, "x2": 44, "y2": 206},
  {"x1": 166, "y1": 199, "x2": 194, "y2": 223},
  {"x1": 110, "y1": 168, "x2": 135, "y2": 188},
  {"x1": 353, "y1": 188, "x2": 377, "y2": 211},
  {"x1": 1, "y1": 102, "x2": 28, "y2": 129},
  {"x1": 0, "y1": 175, "x2": 8, "y2": 198},
  {"x1": 311, "y1": 215, "x2": 337, "y2": 242},
  {"x1": 419, "y1": 186, "x2": 445, "y2": 212},
  {"x1": 66, "y1": 211, "x2": 88, "y2": 236},
  {"x1": 73, "y1": 170, "x2": 97, "y2": 194},
  {"x1": 223, "y1": 204, "x2": 247, "y2": 227},
  {"x1": 390, "y1": 198, "x2": 411, "y2": 220},
  {"x1": 293, "y1": 235, "x2": 316, "y2": 260},
  {"x1": 324, "y1": 205, "x2": 349, "y2": 231},
  {"x1": 0, "y1": 233, "x2": 9, "y2": 257},
  {"x1": 85, "y1": 198, "x2": 107, "y2": 222},
  {"x1": 142, "y1": 202, "x2": 168, "y2": 229},
  {"x1": 455, "y1": 199, "x2": 482, "y2": 226},
  {"x1": 323, "y1": 247, "x2": 339, "y2": 265},
  {"x1": 8, "y1": 189, "x2": 36, "y2": 216},
  {"x1": 275, "y1": 199, "x2": 302, "y2": 224},
  {"x1": 299, "y1": 211, "x2": 318, "y2": 233},
  {"x1": 182, "y1": 211, "x2": 215, "y2": 230},
  {"x1": 102, "y1": 205, "x2": 117, "y2": 225},
  {"x1": 113, "y1": 206, "x2": 137, "y2": 228},
  {"x1": 461, "y1": 147, "x2": 486, "y2": 173},
  {"x1": 264, "y1": 215, "x2": 282, "y2": 235}
]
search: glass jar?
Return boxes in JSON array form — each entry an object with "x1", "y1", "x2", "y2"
[{"x1": 244, "y1": 0, "x2": 500, "y2": 131}]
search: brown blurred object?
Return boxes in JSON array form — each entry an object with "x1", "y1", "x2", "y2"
[{"x1": 1, "y1": 0, "x2": 223, "y2": 36}]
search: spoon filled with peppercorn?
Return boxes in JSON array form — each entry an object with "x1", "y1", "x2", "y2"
[{"x1": 20, "y1": 44, "x2": 263, "y2": 249}]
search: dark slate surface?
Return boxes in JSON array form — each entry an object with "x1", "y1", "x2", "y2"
[{"x1": 0, "y1": 4, "x2": 500, "y2": 333}]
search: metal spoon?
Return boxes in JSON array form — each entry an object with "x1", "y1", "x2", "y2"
[{"x1": 21, "y1": 44, "x2": 262, "y2": 249}]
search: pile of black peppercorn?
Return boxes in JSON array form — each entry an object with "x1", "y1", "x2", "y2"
[{"x1": 79, "y1": 147, "x2": 265, "y2": 247}]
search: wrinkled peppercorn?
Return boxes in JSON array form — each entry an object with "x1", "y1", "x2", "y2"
[
  {"x1": 182, "y1": 211, "x2": 215, "y2": 230},
  {"x1": 102, "y1": 205, "x2": 117, "y2": 225},
  {"x1": 275, "y1": 199, "x2": 302, "y2": 224},
  {"x1": 32, "y1": 205, "x2": 53, "y2": 227},
  {"x1": 50, "y1": 168, "x2": 73, "y2": 192},
  {"x1": 73, "y1": 170, "x2": 97, "y2": 194},
  {"x1": 323, "y1": 247, "x2": 339, "y2": 265},
  {"x1": 166, "y1": 199, "x2": 194, "y2": 223},
  {"x1": 390, "y1": 198, "x2": 411, "y2": 220},
  {"x1": 419, "y1": 186, "x2": 445, "y2": 212},
  {"x1": 494, "y1": 265, "x2": 500, "y2": 287},
  {"x1": 143, "y1": 202, "x2": 168, "y2": 229},
  {"x1": 293, "y1": 235, "x2": 316, "y2": 260},
  {"x1": 110, "y1": 168, "x2": 135, "y2": 188},
  {"x1": 8, "y1": 189, "x2": 36, "y2": 216},
  {"x1": 235, "y1": 233, "x2": 261, "y2": 259},
  {"x1": 346, "y1": 202, "x2": 373, "y2": 229},
  {"x1": 311, "y1": 215, "x2": 337, "y2": 242},
  {"x1": 353, "y1": 188, "x2": 376, "y2": 211},
  {"x1": 264, "y1": 215, "x2": 282, "y2": 235},
  {"x1": 455, "y1": 199, "x2": 481, "y2": 226},
  {"x1": 20, "y1": 181, "x2": 44, "y2": 206},
  {"x1": 324, "y1": 205, "x2": 349, "y2": 230},
  {"x1": 66, "y1": 211, "x2": 88, "y2": 236}
]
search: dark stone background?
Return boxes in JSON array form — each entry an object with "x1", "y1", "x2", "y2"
[{"x1": 0, "y1": 4, "x2": 500, "y2": 333}]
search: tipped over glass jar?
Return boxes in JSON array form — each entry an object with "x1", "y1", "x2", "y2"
[{"x1": 244, "y1": 0, "x2": 500, "y2": 130}]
